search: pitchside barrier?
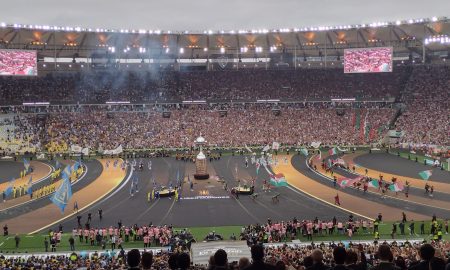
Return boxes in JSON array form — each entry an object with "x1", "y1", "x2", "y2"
[
  {"x1": 191, "y1": 240, "x2": 251, "y2": 265},
  {"x1": 263, "y1": 239, "x2": 424, "y2": 248},
  {"x1": 0, "y1": 246, "x2": 171, "y2": 259},
  {"x1": 0, "y1": 239, "x2": 425, "y2": 260}
]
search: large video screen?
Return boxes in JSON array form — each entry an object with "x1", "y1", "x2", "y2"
[
  {"x1": 0, "y1": 50, "x2": 37, "y2": 76},
  {"x1": 344, "y1": 47, "x2": 393, "y2": 73}
]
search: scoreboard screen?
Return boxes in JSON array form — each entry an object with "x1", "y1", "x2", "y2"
[
  {"x1": 344, "y1": 47, "x2": 393, "y2": 73},
  {"x1": 0, "y1": 50, "x2": 37, "y2": 76}
]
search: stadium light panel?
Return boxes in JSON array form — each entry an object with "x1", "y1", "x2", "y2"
[
  {"x1": 179, "y1": 48, "x2": 184, "y2": 54},
  {"x1": 220, "y1": 47, "x2": 225, "y2": 53},
  {"x1": 203, "y1": 48, "x2": 208, "y2": 52}
]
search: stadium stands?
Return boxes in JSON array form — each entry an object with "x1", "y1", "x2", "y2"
[
  {"x1": 395, "y1": 65, "x2": 450, "y2": 146},
  {"x1": 0, "y1": 67, "x2": 411, "y2": 104},
  {"x1": 6, "y1": 106, "x2": 395, "y2": 153}
]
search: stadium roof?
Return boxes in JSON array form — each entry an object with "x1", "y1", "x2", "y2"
[
  {"x1": 0, "y1": 17, "x2": 449, "y2": 61},
  {"x1": 1, "y1": 0, "x2": 449, "y2": 31}
]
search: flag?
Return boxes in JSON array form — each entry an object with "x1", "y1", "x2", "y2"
[
  {"x1": 327, "y1": 159, "x2": 333, "y2": 168},
  {"x1": 262, "y1": 145, "x2": 271, "y2": 152},
  {"x1": 418, "y1": 170, "x2": 432, "y2": 180},
  {"x1": 389, "y1": 183, "x2": 403, "y2": 192},
  {"x1": 23, "y1": 158, "x2": 30, "y2": 172},
  {"x1": 62, "y1": 165, "x2": 72, "y2": 180},
  {"x1": 424, "y1": 159, "x2": 434, "y2": 166},
  {"x1": 27, "y1": 176, "x2": 33, "y2": 194},
  {"x1": 368, "y1": 179, "x2": 379, "y2": 188},
  {"x1": 316, "y1": 151, "x2": 322, "y2": 161},
  {"x1": 72, "y1": 161, "x2": 80, "y2": 172},
  {"x1": 5, "y1": 178, "x2": 15, "y2": 197},
  {"x1": 269, "y1": 173, "x2": 288, "y2": 187},
  {"x1": 354, "y1": 109, "x2": 361, "y2": 130},
  {"x1": 338, "y1": 178, "x2": 350, "y2": 188},
  {"x1": 333, "y1": 158, "x2": 346, "y2": 167},
  {"x1": 328, "y1": 148, "x2": 337, "y2": 155},
  {"x1": 50, "y1": 174, "x2": 72, "y2": 213},
  {"x1": 338, "y1": 176, "x2": 363, "y2": 188},
  {"x1": 300, "y1": 148, "x2": 308, "y2": 156}
]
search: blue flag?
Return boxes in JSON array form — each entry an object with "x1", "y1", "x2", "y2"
[
  {"x1": 62, "y1": 165, "x2": 72, "y2": 180},
  {"x1": 5, "y1": 178, "x2": 15, "y2": 197},
  {"x1": 72, "y1": 161, "x2": 80, "y2": 172},
  {"x1": 27, "y1": 176, "x2": 33, "y2": 194},
  {"x1": 50, "y1": 174, "x2": 72, "y2": 213},
  {"x1": 23, "y1": 158, "x2": 30, "y2": 172}
]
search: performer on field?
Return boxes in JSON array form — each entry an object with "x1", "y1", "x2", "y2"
[{"x1": 334, "y1": 193, "x2": 341, "y2": 206}]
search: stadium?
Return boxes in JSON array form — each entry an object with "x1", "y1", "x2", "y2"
[{"x1": 0, "y1": 1, "x2": 449, "y2": 269}]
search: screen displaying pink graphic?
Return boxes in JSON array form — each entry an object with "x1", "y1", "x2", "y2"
[
  {"x1": 0, "y1": 50, "x2": 37, "y2": 76},
  {"x1": 344, "y1": 47, "x2": 393, "y2": 73}
]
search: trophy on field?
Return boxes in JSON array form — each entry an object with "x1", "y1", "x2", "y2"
[{"x1": 194, "y1": 135, "x2": 210, "y2": 180}]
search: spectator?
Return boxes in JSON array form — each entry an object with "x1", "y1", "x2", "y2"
[
  {"x1": 178, "y1": 252, "x2": 191, "y2": 270},
  {"x1": 408, "y1": 244, "x2": 435, "y2": 270},
  {"x1": 127, "y1": 249, "x2": 141, "y2": 270},
  {"x1": 244, "y1": 244, "x2": 276, "y2": 270},
  {"x1": 213, "y1": 249, "x2": 228, "y2": 270},
  {"x1": 141, "y1": 251, "x2": 153, "y2": 270},
  {"x1": 332, "y1": 246, "x2": 348, "y2": 270},
  {"x1": 307, "y1": 249, "x2": 330, "y2": 270},
  {"x1": 373, "y1": 244, "x2": 398, "y2": 270},
  {"x1": 239, "y1": 257, "x2": 251, "y2": 270}
]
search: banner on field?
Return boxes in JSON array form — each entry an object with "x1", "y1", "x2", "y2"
[
  {"x1": 388, "y1": 130, "x2": 404, "y2": 138},
  {"x1": 269, "y1": 173, "x2": 288, "y2": 187},
  {"x1": 70, "y1": 145, "x2": 83, "y2": 153},
  {"x1": 311, "y1": 142, "x2": 321, "y2": 149},
  {"x1": 272, "y1": 142, "x2": 280, "y2": 150},
  {"x1": 191, "y1": 241, "x2": 250, "y2": 265},
  {"x1": 103, "y1": 145, "x2": 123, "y2": 155}
]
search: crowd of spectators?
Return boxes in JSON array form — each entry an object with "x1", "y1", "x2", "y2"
[
  {"x1": 12, "y1": 105, "x2": 394, "y2": 152},
  {"x1": 394, "y1": 65, "x2": 450, "y2": 146},
  {"x1": 0, "y1": 67, "x2": 411, "y2": 104},
  {"x1": 1, "y1": 239, "x2": 450, "y2": 270},
  {"x1": 0, "y1": 64, "x2": 448, "y2": 149}
]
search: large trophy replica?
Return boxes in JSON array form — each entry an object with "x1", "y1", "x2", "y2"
[{"x1": 194, "y1": 135, "x2": 210, "y2": 180}]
